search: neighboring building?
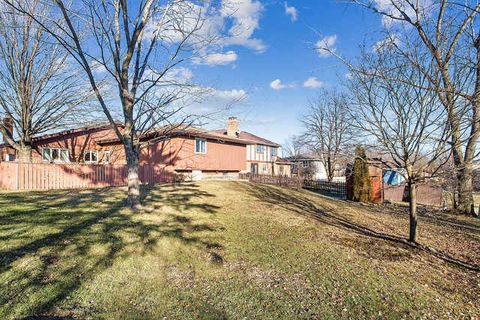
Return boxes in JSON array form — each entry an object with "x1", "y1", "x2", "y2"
[
  {"x1": 284, "y1": 155, "x2": 328, "y2": 180},
  {"x1": 0, "y1": 117, "x2": 287, "y2": 180},
  {"x1": 213, "y1": 117, "x2": 288, "y2": 175}
]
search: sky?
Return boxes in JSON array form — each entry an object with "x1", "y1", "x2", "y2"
[{"x1": 186, "y1": 0, "x2": 384, "y2": 145}]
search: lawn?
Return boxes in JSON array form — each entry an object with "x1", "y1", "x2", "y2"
[{"x1": 0, "y1": 181, "x2": 479, "y2": 319}]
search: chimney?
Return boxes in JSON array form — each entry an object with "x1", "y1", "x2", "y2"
[
  {"x1": 227, "y1": 117, "x2": 239, "y2": 137},
  {"x1": 2, "y1": 116, "x2": 13, "y2": 144}
]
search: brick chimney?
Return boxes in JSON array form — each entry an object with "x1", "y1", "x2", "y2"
[
  {"x1": 227, "y1": 117, "x2": 239, "y2": 137},
  {"x1": 2, "y1": 116, "x2": 13, "y2": 144}
]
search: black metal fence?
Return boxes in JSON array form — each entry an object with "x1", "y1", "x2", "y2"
[
  {"x1": 240, "y1": 173, "x2": 347, "y2": 199},
  {"x1": 303, "y1": 179, "x2": 347, "y2": 199}
]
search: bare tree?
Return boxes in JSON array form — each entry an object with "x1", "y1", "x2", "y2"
[
  {"x1": 349, "y1": 0, "x2": 480, "y2": 215},
  {"x1": 349, "y1": 49, "x2": 450, "y2": 242},
  {"x1": 6, "y1": 0, "x2": 222, "y2": 208},
  {"x1": 302, "y1": 90, "x2": 353, "y2": 182},
  {"x1": 0, "y1": 0, "x2": 91, "y2": 162}
]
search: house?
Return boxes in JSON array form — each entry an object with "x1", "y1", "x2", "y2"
[
  {"x1": 284, "y1": 155, "x2": 328, "y2": 180},
  {"x1": 213, "y1": 117, "x2": 289, "y2": 175},
  {"x1": 0, "y1": 117, "x2": 287, "y2": 182}
]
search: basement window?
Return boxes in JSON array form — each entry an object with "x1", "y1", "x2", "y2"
[
  {"x1": 84, "y1": 150, "x2": 98, "y2": 163},
  {"x1": 195, "y1": 138, "x2": 207, "y2": 154}
]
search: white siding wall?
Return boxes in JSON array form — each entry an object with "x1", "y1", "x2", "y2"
[{"x1": 247, "y1": 144, "x2": 277, "y2": 162}]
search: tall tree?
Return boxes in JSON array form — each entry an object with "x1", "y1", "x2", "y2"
[
  {"x1": 302, "y1": 90, "x2": 353, "y2": 182},
  {"x1": 0, "y1": 0, "x2": 90, "y2": 162},
  {"x1": 349, "y1": 0, "x2": 480, "y2": 215},
  {"x1": 348, "y1": 49, "x2": 450, "y2": 242},
  {"x1": 6, "y1": 0, "x2": 220, "y2": 208},
  {"x1": 352, "y1": 145, "x2": 371, "y2": 203}
]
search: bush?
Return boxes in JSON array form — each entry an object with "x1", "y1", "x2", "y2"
[{"x1": 353, "y1": 146, "x2": 371, "y2": 202}]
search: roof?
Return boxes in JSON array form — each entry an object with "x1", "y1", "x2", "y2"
[
  {"x1": 35, "y1": 121, "x2": 124, "y2": 143},
  {"x1": 0, "y1": 121, "x2": 124, "y2": 148},
  {"x1": 1, "y1": 121, "x2": 281, "y2": 148},
  {"x1": 275, "y1": 157, "x2": 293, "y2": 164},
  {"x1": 282, "y1": 155, "x2": 322, "y2": 162},
  {"x1": 211, "y1": 129, "x2": 281, "y2": 147},
  {"x1": 95, "y1": 125, "x2": 256, "y2": 146}
]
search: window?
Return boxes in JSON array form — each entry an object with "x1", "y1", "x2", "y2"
[
  {"x1": 256, "y1": 144, "x2": 265, "y2": 153},
  {"x1": 271, "y1": 147, "x2": 278, "y2": 156},
  {"x1": 103, "y1": 150, "x2": 111, "y2": 164},
  {"x1": 262, "y1": 164, "x2": 268, "y2": 173},
  {"x1": 302, "y1": 160, "x2": 309, "y2": 168},
  {"x1": 42, "y1": 147, "x2": 69, "y2": 162},
  {"x1": 195, "y1": 138, "x2": 207, "y2": 154},
  {"x1": 5, "y1": 154, "x2": 15, "y2": 162},
  {"x1": 84, "y1": 150, "x2": 98, "y2": 163}
]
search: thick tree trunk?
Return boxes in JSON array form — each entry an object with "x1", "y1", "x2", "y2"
[
  {"x1": 457, "y1": 164, "x2": 475, "y2": 216},
  {"x1": 17, "y1": 144, "x2": 32, "y2": 163},
  {"x1": 125, "y1": 141, "x2": 140, "y2": 209},
  {"x1": 408, "y1": 179, "x2": 417, "y2": 243}
]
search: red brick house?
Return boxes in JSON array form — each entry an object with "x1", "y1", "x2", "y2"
[{"x1": 0, "y1": 117, "x2": 288, "y2": 183}]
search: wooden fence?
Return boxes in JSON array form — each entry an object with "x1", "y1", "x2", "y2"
[
  {"x1": 240, "y1": 173, "x2": 347, "y2": 199},
  {"x1": 0, "y1": 162, "x2": 169, "y2": 191},
  {"x1": 383, "y1": 183, "x2": 445, "y2": 207}
]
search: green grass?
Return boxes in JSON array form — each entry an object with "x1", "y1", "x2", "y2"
[{"x1": 0, "y1": 181, "x2": 479, "y2": 319}]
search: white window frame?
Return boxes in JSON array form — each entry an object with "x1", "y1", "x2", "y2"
[
  {"x1": 5, "y1": 154, "x2": 15, "y2": 162},
  {"x1": 256, "y1": 144, "x2": 265, "y2": 153},
  {"x1": 42, "y1": 147, "x2": 69, "y2": 163},
  {"x1": 271, "y1": 147, "x2": 278, "y2": 156},
  {"x1": 84, "y1": 150, "x2": 99, "y2": 164},
  {"x1": 195, "y1": 137, "x2": 207, "y2": 154}
]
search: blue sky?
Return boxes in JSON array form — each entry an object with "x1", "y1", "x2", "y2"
[{"x1": 187, "y1": 0, "x2": 383, "y2": 145}]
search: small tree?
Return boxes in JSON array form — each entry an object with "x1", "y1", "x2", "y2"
[
  {"x1": 349, "y1": 47, "x2": 450, "y2": 242},
  {"x1": 352, "y1": 145, "x2": 371, "y2": 202}
]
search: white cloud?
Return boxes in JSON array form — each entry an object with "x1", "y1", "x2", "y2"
[
  {"x1": 193, "y1": 51, "x2": 238, "y2": 66},
  {"x1": 270, "y1": 79, "x2": 296, "y2": 90},
  {"x1": 284, "y1": 2, "x2": 298, "y2": 22},
  {"x1": 147, "y1": 0, "x2": 266, "y2": 55},
  {"x1": 270, "y1": 79, "x2": 286, "y2": 90},
  {"x1": 373, "y1": 34, "x2": 400, "y2": 52},
  {"x1": 373, "y1": 0, "x2": 434, "y2": 27},
  {"x1": 221, "y1": 0, "x2": 266, "y2": 53},
  {"x1": 316, "y1": 35, "x2": 337, "y2": 58},
  {"x1": 212, "y1": 88, "x2": 247, "y2": 100},
  {"x1": 303, "y1": 77, "x2": 323, "y2": 89}
]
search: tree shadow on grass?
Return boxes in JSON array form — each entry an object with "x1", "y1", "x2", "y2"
[
  {"x1": 235, "y1": 182, "x2": 480, "y2": 272},
  {"x1": 0, "y1": 183, "x2": 221, "y2": 319}
]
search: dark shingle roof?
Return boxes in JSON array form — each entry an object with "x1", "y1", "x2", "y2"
[{"x1": 211, "y1": 129, "x2": 280, "y2": 147}]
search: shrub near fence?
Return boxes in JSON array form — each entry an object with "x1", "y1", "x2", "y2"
[
  {"x1": 0, "y1": 162, "x2": 169, "y2": 191},
  {"x1": 240, "y1": 173, "x2": 347, "y2": 199}
]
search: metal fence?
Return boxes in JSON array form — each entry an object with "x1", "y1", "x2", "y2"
[
  {"x1": 240, "y1": 173, "x2": 347, "y2": 199},
  {"x1": 303, "y1": 179, "x2": 347, "y2": 198}
]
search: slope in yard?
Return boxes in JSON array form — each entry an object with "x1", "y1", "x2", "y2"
[{"x1": 0, "y1": 181, "x2": 479, "y2": 319}]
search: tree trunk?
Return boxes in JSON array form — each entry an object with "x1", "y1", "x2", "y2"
[
  {"x1": 408, "y1": 179, "x2": 417, "y2": 243},
  {"x1": 125, "y1": 141, "x2": 140, "y2": 209},
  {"x1": 17, "y1": 144, "x2": 32, "y2": 163},
  {"x1": 456, "y1": 163, "x2": 475, "y2": 216}
]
